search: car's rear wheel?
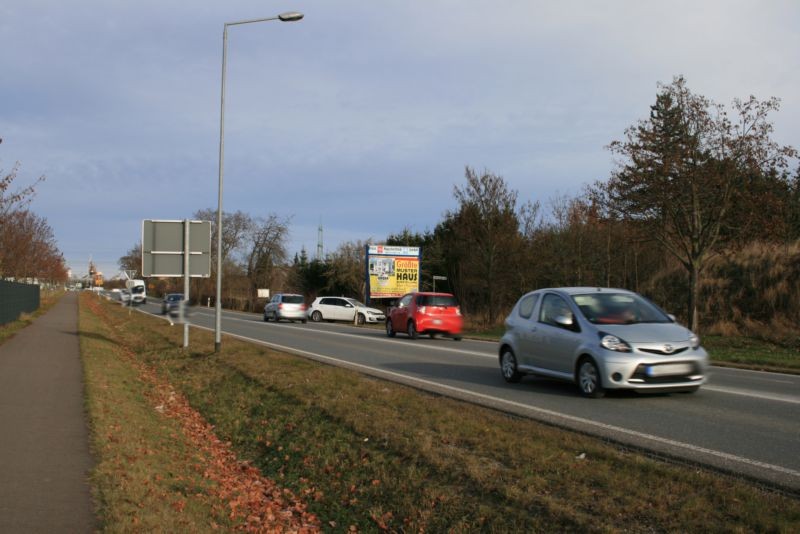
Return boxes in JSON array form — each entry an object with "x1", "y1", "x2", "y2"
[
  {"x1": 408, "y1": 321, "x2": 418, "y2": 339},
  {"x1": 263, "y1": 312, "x2": 269, "y2": 322},
  {"x1": 272, "y1": 312, "x2": 279, "y2": 322},
  {"x1": 386, "y1": 319, "x2": 396, "y2": 337},
  {"x1": 357, "y1": 313, "x2": 365, "y2": 326},
  {"x1": 577, "y1": 358, "x2": 605, "y2": 398},
  {"x1": 453, "y1": 336, "x2": 462, "y2": 341},
  {"x1": 311, "y1": 311, "x2": 322, "y2": 322},
  {"x1": 500, "y1": 349, "x2": 522, "y2": 383}
]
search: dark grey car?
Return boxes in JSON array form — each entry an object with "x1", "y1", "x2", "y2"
[{"x1": 499, "y1": 287, "x2": 709, "y2": 397}]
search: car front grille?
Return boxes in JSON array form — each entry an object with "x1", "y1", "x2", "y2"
[{"x1": 639, "y1": 347, "x2": 689, "y2": 356}]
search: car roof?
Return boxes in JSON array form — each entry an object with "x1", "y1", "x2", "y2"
[{"x1": 535, "y1": 287, "x2": 636, "y2": 296}]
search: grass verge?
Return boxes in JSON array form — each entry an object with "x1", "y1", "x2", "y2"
[
  {"x1": 80, "y1": 294, "x2": 317, "y2": 532},
  {"x1": 0, "y1": 289, "x2": 64, "y2": 345},
  {"x1": 83, "y1": 295, "x2": 800, "y2": 532},
  {"x1": 702, "y1": 335, "x2": 800, "y2": 373}
]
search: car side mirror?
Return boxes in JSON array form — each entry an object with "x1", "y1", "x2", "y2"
[{"x1": 667, "y1": 314, "x2": 676, "y2": 322}]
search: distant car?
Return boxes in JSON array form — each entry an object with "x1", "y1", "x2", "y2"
[
  {"x1": 386, "y1": 292, "x2": 462, "y2": 340},
  {"x1": 162, "y1": 293, "x2": 184, "y2": 316},
  {"x1": 498, "y1": 287, "x2": 709, "y2": 398},
  {"x1": 264, "y1": 293, "x2": 307, "y2": 323},
  {"x1": 307, "y1": 296, "x2": 386, "y2": 325},
  {"x1": 120, "y1": 289, "x2": 131, "y2": 304}
]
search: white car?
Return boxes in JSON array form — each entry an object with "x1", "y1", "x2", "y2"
[{"x1": 308, "y1": 297, "x2": 385, "y2": 325}]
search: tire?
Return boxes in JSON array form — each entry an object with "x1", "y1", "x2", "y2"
[
  {"x1": 311, "y1": 310, "x2": 322, "y2": 322},
  {"x1": 301, "y1": 319, "x2": 307, "y2": 324},
  {"x1": 453, "y1": 336, "x2": 462, "y2": 341},
  {"x1": 408, "y1": 321, "x2": 418, "y2": 340},
  {"x1": 357, "y1": 313, "x2": 366, "y2": 326},
  {"x1": 263, "y1": 312, "x2": 269, "y2": 322},
  {"x1": 429, "y1": 332, "x2": 438, "y2": 339},
  {"x1": 386, "y1": 319, "x2": 396, "y2": 338},
  {"x1": 272, "y1": 312, "x2": 279, "y2": 322},
  {"x1": 500, "y1": 349, "x2": 522, "y2": 383},
  {"x1": 577, "y1": 359, "x2": 605, "y2": 398}
]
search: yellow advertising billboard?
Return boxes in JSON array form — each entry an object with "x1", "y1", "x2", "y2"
[{"x1": 366, "y1": 245, "x2": 420, "y2": 299}]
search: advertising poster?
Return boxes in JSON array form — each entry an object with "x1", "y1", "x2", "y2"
[{"x1": 366, "y1": 245, "x2": 420, "y2": 299}]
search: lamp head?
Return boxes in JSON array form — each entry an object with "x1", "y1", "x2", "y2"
[{"x1": 278, "y1": 12, "x2": 304, "y2": 22}]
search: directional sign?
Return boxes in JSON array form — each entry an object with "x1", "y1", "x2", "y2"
[{"x1": 141, "y1": 220, "x2": 211, "y2": 277}]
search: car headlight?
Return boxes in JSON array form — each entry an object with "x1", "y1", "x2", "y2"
[
  {"x1": 689, "y1": 334, "x2": 701, "y2": 349},
  {"x1": 600, "y1": 333, "x2": 632, "y2": 352}
]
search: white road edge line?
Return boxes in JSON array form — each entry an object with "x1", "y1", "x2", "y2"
[
  {"x1": 187, "y1": 322, "x2": 800, "y2": 480},
  {"x1": 701, "y1": 385, "x2": 800, "y2": 405}
]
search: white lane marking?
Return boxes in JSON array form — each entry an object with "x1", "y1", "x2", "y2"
[
  {"x1": 702, "y1": 385, "x2": 800, "y2": 405},
  {"x1": 150, "y1": 307, "x2": 800, "y2": 405},
  {"x1": 209, "y1": 312, "x2": 496, "y2": 359},
  {"x1": 186, "y1": 323, "x2": 800, "y2": 480}
]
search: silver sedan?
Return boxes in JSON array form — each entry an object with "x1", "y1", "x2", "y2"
[{"x1": 498, "y1": 287, "x2": 708, "y2": 397}]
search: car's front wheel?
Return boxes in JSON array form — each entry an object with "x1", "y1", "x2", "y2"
[
  {"x1": 500, "y1": 349, "x2": 522, "y2": 383},
  {"x1": 577, "y1": 358, "x2": 605, "y2": 398},
  {"x1": 311, "y1": 311, "x2": 322, "y2": 322},
  {"x1": 386, "y1": 319, "x2": 396, "y2": 337},
  {"x1": 263, "y1": 312, "x2": 269, "y2": 322},
  {"x1": 357, "y1": 313, "x2": 365, "y2": 326}
]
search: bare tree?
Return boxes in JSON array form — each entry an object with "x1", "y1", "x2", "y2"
[{"x1": 244, "y1": 214, "x2": 291, "y2": 307}]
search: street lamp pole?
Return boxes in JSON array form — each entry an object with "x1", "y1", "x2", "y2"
[{"x1": 215, "y1": 11, "x2": 304, "y2": 353}]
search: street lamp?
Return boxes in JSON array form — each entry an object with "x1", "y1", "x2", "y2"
[{"x1": 215, "y1": 11, "x2": 304, "y2": 353}]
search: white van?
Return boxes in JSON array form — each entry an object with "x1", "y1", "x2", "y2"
[{"x1": 125, "y1": 279, "x2": 147, "y2": 305}]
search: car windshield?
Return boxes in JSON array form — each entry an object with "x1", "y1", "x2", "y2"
[
  {"x1": 131, "y1": 286, "x2": 145, "y2": 294},
  {"x1": 417, "y1": 295, "x2": 458, "y2": 307},
  {"x1": 282, "y1": 295, "x2": 304, "y2": 304},
  {"x1": 346, "y1": 299, "x2": 366, "y2": 307},
  {"x1": 572, "y1": 293, "x2": 670, "y2": 325},
  {"x1": 167, "y1": 294, "x2": 182, "y2": 301}
]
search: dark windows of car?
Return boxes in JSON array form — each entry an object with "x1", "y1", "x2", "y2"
[
  {"x1": 572, "y1": 293, "x2": 670, "y2": 325},
  {"x1": 539, "y1": 293, "x2": 578, "y2": 331},
  {"x1": 166, "y1": 294, "x2": 182, "y2": 302},
  {"x1": 282, "y1": 295, "x2": 304, "y2": 304},
  {"x1": 398, "y1": 294, "x2": 413, "y2": 307},
  {"x1": 517, "y1": 294, "x2": 539, "y2": 319},
  {"x1": 415, "y1": 294, "x2": 458, "y2": 307}
]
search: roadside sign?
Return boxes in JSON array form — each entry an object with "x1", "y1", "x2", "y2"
[{"x1": 141, "y1": 220, "x2": 211, "y2": 277}]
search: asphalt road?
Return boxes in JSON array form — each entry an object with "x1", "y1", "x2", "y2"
[{"x1": 138, "y1": 299, "x2": 800, "y2": 493}]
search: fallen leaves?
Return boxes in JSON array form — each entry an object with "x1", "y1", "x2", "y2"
[{"x1": 86, "y1": 297, "x2": 320, "y2": 533}]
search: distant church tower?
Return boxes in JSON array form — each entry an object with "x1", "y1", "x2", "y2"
[{"x1": 316, "y1": 222, "x2": 324, "y2": 260}]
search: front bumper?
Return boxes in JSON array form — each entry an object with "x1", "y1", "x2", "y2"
[{"x1": 599, "y1": 346, "x2": 709, "y2": 391}]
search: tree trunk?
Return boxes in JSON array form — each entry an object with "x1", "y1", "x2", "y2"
[{"x1": 688, "y1": 262, "x2": 700, "y2": 332}]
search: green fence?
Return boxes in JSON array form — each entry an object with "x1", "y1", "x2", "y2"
[{"x1": 0, "y1": 280, "x2": 41, "y2": 325}]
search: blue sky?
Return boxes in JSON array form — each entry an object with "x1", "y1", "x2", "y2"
[{"x1": 2, "y1": 1, "x2": 798, "y2": 278}]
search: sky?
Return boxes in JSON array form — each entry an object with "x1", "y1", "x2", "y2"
[{"x1": 2, "y1": 1, "x2": 798, "y2": 279}]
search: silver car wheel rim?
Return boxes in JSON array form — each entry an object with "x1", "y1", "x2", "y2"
[
  {"x1": 580, "y1": 362, "x2": 597, "y2": 393},
  {"x1": 502, "y1": 353, "x2": 515, "y2": 378}
]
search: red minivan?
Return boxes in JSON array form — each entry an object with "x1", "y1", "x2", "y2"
[{"x1": 386, "y1": 292, "x2": 463, "y2": 340}]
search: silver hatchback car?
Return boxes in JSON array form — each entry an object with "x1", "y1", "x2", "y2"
[
  {"x1": 263, "y1": 293, "x2": 307, "y2": 323},
  {"x1": 499, "y1": 287, "x2": 708, "y2": 397}
]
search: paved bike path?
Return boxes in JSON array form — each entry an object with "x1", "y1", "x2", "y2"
[{"x1": 0, "y1": 292, "x2": 95, "y2": 532}]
